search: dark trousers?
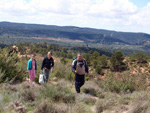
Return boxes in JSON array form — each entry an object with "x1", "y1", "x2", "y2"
[
  {"x1": 43, "y1": 69, "x2": 50, "y2": 83},
  {"x1": 75, "y1": 74, "x2": 85, "y2": 93}
]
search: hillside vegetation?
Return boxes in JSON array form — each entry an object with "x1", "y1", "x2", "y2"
[
  {"x1": 1, "y1": 22, "x2": 150, "y2": 55},
  {"x1": 1, "y1": 43, "x2": 150, "y2": 113}
]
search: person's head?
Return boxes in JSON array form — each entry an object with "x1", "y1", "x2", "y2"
[
  {"x1": 77, "y1": 53, "x2": 83, "y2": 61},
  {"x1": 31, "y1": 54, "x2": 36, "y2": 59},
  {"x1": 12, "y1": 46, "x2": 18, "y2": 51},
  {"x1": 47, "y1": 51, "x2": 52, "y2": 59}
]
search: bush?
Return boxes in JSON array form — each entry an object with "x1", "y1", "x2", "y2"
[
  {"x1": 60, "y1": 57, "x2": 68, "y2": 64},
  {"x1": 96, "y1": 99, "x2": 117, "y2": 113},
  {"x1": 34, "y1": 100, "x2": 59, "y2": 113},
  {"x1": 21, "y1": 89, "x2": 36, "y2": 102},
  {"x1": 82, "y1": 87, "x2": 98, "y2": 97},
  {"x1": 96, "y1": 65, "x2": 104, "y2": 75},
  {"x1": 0, "y1": 49, "x2": 26, "y2": 83},
  {"x1": 76, "y1": 94, "x2": 96, "y2": 105},
  {"x1": 83, "y1": 53, "x2": 91, "y2": 65},
  {"x1": 97, "y1": 72, "x2": 147, "y2": 93},
  {"x1": 93, "y1": 60, "x2": 98, "y2": 68},
  {"x1": 135, "y1": 52, "x2": 147, "y2": 63},
  {"x1": 110, "y1": 51, "x2": 126, "y2": 71},
  {"x1": 41, "y1": 84, "x2": 75, "y2": 103},
  {"x1": 98, "y1": 54, "x2": 108, "y2": 68}
]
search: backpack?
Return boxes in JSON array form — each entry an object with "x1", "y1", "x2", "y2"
[{"x1": 72, "y1": 57, "x2": 87, "y2": 68}]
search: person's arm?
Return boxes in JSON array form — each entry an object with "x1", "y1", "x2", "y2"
[
  {"x1": 27, "y1": 60, "x2": 30, "y2": 71},
  {"x1": 84, "y1": 60, "x2": 89, "y2": 74},
  {"x1": 71, "y1": 60, "x2": 77, "y2": 73},
  {"x1": 8, "y1": 50, "x2": 13, "y2": 56},
  {"x1": 41, "y1": 58, "x2": 45, "y2": 71},
  {"x1": 52, "y1": 58, "x2": 54, "y2": 67},
  {"x1": 35, "y1": 59, "x2": 37, "y2": 70}
]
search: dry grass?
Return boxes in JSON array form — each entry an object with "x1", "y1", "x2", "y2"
[{"x1": 76, "y1": 93, "x2": 97, "y2": 105}]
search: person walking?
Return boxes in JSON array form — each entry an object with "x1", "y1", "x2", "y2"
[
  {"x1": 41, "y1": 51, "x2": 54, "y2": 83},
  {"x1": 27, "y1": 54, "x2": 37, "y2": 84},
  {"x1": 9, "y1": 45, "x2": 18, "y2": 56},
  {"x1": 71, "y1": 53, "x2": 89, "y2": 93}
]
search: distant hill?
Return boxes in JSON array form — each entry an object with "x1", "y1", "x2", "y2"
[{"x1": 0, "y1": 21, "x2": 150, "y2": 46}]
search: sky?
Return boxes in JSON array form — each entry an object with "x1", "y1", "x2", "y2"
[{"x1": 0, "y1": 0, "x2": 150, "y2": 34}]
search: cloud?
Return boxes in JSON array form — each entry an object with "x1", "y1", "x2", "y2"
[
  {"x1": 0, "y1": 0, "x2": 149, "y2": 34},
  {"x1": 129, "y1": 2, "x2": 150, "y2": 25},
  {"x1": 87, "y1": 0, "x2": 137, "y2": 18}
]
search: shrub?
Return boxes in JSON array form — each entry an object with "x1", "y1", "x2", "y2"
[
  {"x1": 21, "y1": 89, "x2": 36, "y2": 102},
  {"x1": 41, "y1": 84, "x2": 75, "y2": 103},
  {"x1": 96, "y1": 65, "x2": 104, "y2": 75},
  {"x1": 110, "y1": 51, "x2": 126, "y2": 71},
  {"x1": 83, "y1": 53, "x2": 91, "y2": 65},
  {"x1": 92, "y1": 51, "x2": 100, "y2": 59},
  {"x1": 97, "y1": 72, "x2": 147, "y2": 93},
  {"x1": 34, "y1": 100, "x2": 58, "y2": 113},
  {"x1": 68, "y1": 103, "x2": 90, "y2": 113},
  {"x1": 98, "y1": 54, "x2": 108, "y2": 68},
  {"x1": 135, "y1": 52, "x2": 147, "y2": 63},
  {"x1": 93, "y1": 60, "x2": 98, "y2": 68},
  {"x1": 0, "y1": 49, "x2": 26, "y2": 83},
  {"x1": 60, "y1": 57, "x2": 68, "y2": 64},
  {"x1": 76, "y1": 94, "x2": 97, "y2": 105},
  {"x1": 96, "y1": 99, "x2": 118, "y2": 113},
  {"x1": 82, "y1": 87, "x2": 98, "y2": 97}
]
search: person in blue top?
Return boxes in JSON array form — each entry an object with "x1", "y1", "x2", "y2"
[{"x1": 27, "y1": 54, "x2": 37, "y2": 83}]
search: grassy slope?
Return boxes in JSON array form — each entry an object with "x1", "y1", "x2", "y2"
[{"x1": 1, "y1": 52, "x2": 150, "y2": 113}]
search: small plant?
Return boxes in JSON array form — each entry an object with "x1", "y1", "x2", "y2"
[
  {"x1": 96, "y1": 65, "x2": 104, "y2": 75},
  {"x1": 82, "y1": 87, "x2": 98, "y2": 97},
  {"x1": 76, "y1": 94, "x2": 96, "y2": 105},
  {"x1": 34, "y1": 100, "x2": 57, "y2": 113},
  {"x1": 21, "y1": 89, "x2": 36, "y2": 102},
  {"x1": 97, "y1": 72, "x2": 147, "y2": 93},
  {"x1": 41, "y1": 84, "x2": 75, "y2": 103},
  {"x1": 0, "y1": 49, "x2": 26, "y2": 83},
  {"x1": 60, "y1": 57, "x2": 68, "y2": 64}
]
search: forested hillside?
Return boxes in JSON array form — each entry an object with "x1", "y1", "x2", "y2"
[{"x1": 0, "y1": 21, "x2": 150, "y2": 45}]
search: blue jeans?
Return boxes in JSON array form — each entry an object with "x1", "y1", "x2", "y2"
[
  {"x1": 75, "y1": 74, "x2": 85, "y2": 93},
  {"x1": 43, "y1": 68, "x2": 50, "y2": 83}
]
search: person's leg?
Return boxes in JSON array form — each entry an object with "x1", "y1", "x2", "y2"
[
  {"x1": 47, "y1": 71, "x2": 50, "y2": 82},
  {"x1": 79, "y1": 75, "x2": 85, "y2": 88},
  {"x1": 75, "y1": 75, "x2": 85, "y2": 93},
  {"x1": 75, "y1": 74, "x2": 81, "y2": 93},
  {"x1": 75, "y1": 81, "x2": 80, "y2": 93},
  {"x1": 43, "y1": 69, "x2": 50, "y2": 83},
  {"x1": 29, "y1": 70, "x2": 32, "y2": 82},
  {"x1": 32, "y1": 70, "x2": 35, "y2": 80}
]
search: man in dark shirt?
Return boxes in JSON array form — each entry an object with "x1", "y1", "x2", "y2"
[{"x1": 41, "y1": 51, "x2": 54, "y2": 83}]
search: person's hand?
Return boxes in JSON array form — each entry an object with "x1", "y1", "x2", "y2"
[
  {"x1": 41, "y1": 70, "x2": 43, "y2": 73},
  {"x1": 75, "y1": 70, "x2": 77, "y2": 74},
  {"x1": 35, "y1": 70, "x2": 37, "y2": 73},
  {"x1": 86, "y1": 73, "x2": 88, "y2": 76}
]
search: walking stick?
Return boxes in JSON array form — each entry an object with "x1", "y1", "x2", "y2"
[{"x1": 71, "y1": 65, "x2": 78, "y2": 89}]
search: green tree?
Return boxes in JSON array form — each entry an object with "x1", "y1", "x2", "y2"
[
  {"x1": 93, "y1": 60, "x2": 98, "y2": 68},
  {"x1": 83, "y1": 53, "x2": 91, "y2": 65},
  {"x1": 92, "y1": 51, "x2": 100, "y2": 59},
  {"x1": 96, "y1": 65, "x2": 104, "y2": 75},
  {"x1": 98, "y1": 54, "x2": 108, "y2": 68},
  {"x1": 60, "y1": 57, "x2": 67, "y2": 64},
  {"x1": 135, "y1": 52, "x2": 147, "y2": 63},
  {"x1": 110, "y1": 51, "x2": 126, "y2": 71}
]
